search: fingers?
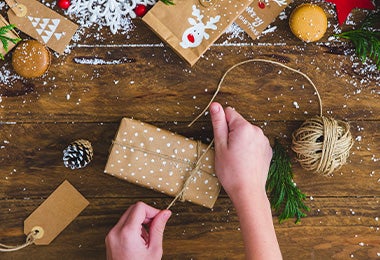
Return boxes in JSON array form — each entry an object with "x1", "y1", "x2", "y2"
[
  {"x1": 210, "y1": 102, "x2": 228, "y2": 148},
  {"x1": 148, "y1": 210, "x2": 172, "y2": 251},
  {"x1": 123, "y1": 202, "x2": 161, "y2": 228}
]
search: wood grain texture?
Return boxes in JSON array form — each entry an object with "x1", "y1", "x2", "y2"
[{"x1": 0, "y1": 0, "x2": 379, "y2": 259}]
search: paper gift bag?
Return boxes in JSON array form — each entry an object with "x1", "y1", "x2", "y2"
[
  {"x1": 7, "y1": 0, "x2": 78, "y2": 54},
  {"x1": 0, "y1": 15, "x2": 19, "y2": 59},
  {"x1": 104, "y1": 118, "x2": 220, "y2": 208},
  {"x1": 143, "y1": 0, "x2": 254, "y2": 66},
  {"x1": 237, "y1": 0, "x2": 292, "y2": 40}
]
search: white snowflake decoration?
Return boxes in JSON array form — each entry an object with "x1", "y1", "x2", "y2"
[{"x1": 67, "y1": 0, "x2": 157, "y2": 34}]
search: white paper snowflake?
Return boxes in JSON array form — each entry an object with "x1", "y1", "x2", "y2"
[{"x1": 67, "y1": 0, "x2": 157, "y2": 34}]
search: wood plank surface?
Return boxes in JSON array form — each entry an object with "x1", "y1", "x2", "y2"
[{"x1": 0, "y1": 0, "x2": 379, "y2": 259}]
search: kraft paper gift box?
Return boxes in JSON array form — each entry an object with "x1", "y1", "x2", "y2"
[{"x1": 104, "y1": 118, "x2": 220, "y2": 208}]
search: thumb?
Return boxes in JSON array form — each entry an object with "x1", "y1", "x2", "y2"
[
  {"x1": 224, "y1": 106, "x2": 247, "y2": 132},
  {"x1": 210, "y1": 102, "x2": 228, "y2": 148},
  {"x1": 149, "y1": 210, "x2": 171, "y2": 251}
]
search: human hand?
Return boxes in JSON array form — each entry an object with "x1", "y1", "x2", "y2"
[
  {"x1": 209, "y1": 102, "x2": 272, "y2": 201},
  {"x1": 105, "y1": 202, "x2": 172, "y2": 260}
]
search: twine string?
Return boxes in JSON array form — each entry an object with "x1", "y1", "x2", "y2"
[
  {"x1": 166, "y1": 140, "x2": 213, "y2": 210},
  {"x1": 188, "y1": 58, "x2": 324, "y2": 127},
  {"x1": 0, "y1": 230, "x2": 38, "y2": 252}
]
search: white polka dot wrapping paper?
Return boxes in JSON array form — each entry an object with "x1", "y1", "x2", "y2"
[{"x1": 104, "y1": 118, "x2": 221, "y2": 208}]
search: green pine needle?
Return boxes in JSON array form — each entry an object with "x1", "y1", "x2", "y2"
[
  {"x1": 160, "y1": 0, "x2": 175, "y2": 5},
  {"x1": 334, "y1": 11, "x2": 380, "y2": 70},
  {"x1": 266, "y1": 140, "x2": 310, "y2": 224},
  {"x1": 0, "y1": 24, "x2": 21, "y2": 60}
]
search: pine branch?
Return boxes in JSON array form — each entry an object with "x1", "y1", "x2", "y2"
[
  {"x1": 334, "y1": 11, "x2": 380, "y2": 69},
  {"x1": 160, "y1": 0, "x2": 175, "y2": 5},
  {"x1": 0, "y1": 24, "x2": 21, "y2": 60},
  {"x1": 266, "y1": 140, "x2": 310, "y2": 224}
]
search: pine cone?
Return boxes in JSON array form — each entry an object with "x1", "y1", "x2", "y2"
[{"x1": 63, "y1": 139, "x2": 94, "y2": 170}]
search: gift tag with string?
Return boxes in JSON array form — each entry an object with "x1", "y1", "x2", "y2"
[
  {"x1": 0, "y1": 180, "x2": 89, "y2": 251},
  {"x1": 6, "y1": 0, "x2": 78, "y2": 54}
]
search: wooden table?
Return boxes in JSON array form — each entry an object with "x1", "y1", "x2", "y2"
[{"x1": 1, "y1": 0, "x2": 379, "y2": 259}]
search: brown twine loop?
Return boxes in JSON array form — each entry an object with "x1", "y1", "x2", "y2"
[
  {"x1": 0, "y1": 229, "x2": 39, "y2": 252},
  {"x1": 166, "y1": 140, "x2": 213, "y2": 210},
  {"x1": 188, "y1": 58, "x2": 354, "y2": 175}
]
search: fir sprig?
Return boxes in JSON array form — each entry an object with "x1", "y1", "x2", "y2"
[
  {"x1": 160, "y1": 0, "x2": 175, "y2": 5},
  {"x1": 0, "y1": 24, "x2": 21, "y2": 60},
  {"x1": 334, "y1": 11, "x2": 380, "y2": 69},
  {"x1": 266, "y1": 140, "x2": 310, "y2": 224}
]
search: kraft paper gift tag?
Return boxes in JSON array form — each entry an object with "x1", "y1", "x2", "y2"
[
  {"x1": 236, "y1": 0, "x2": 292, "y2": 40},
  {"x1": 0, "y1": 180, "x2": 88, "y2": 251},
  {"x1": 0, "y1": 15, "x2": 20, "y2": 59},
  {"x1": 24, "y1": 180, "x2": 89, "y2": 245},
  {"x1": 7, "y1": 0, "x2": 78, "y2": 54},
  {"x1": 143, "y1": 0, "x2": 254, "y2": 66},
  {"x1": 104, "y1": 118, "x2": 220, "y2": 208}
]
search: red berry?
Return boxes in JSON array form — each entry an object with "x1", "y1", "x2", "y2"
[
  {"x1": 258, "y1": 1, "x2": 266, "y2": 9},
  {"x1": 134, "y1": 4, "x2": 147, "y2": 17},
  {"x1": 58, "y1": 0, "x2": 71, "y2": 10}
]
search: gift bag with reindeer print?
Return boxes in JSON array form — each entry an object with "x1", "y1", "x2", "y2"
[{"x1": 143, "y1": 0, "x2": 253, "y2": 66}]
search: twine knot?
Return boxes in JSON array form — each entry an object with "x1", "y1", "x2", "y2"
[{"x1": 291, "y1": 116, "x2": 354, "y2": 176}]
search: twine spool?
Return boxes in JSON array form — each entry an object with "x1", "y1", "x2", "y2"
[
  {"x1": 292, "y1": 115, "x2": 353, "y2": 176},
  {"x1": 189, "y1": 59, "x2": 354, "y2": 176}
]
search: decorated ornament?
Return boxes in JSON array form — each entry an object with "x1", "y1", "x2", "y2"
[
  {"x1": 324, "y1": 0, "x2": 376, "y2": 25},
  {"x1": 58, "y1": 0, "x2": 71, "y2": 10},
  {"x1": 63, "y1": 139, "x2": 94, "y2": 170},
  {"x1": 134, "y1": 4, "x2": 148, "y2": 17},
  {"x1": 12, "y1": 40, "x2": 51, "y2": 78},
  {"x1": 289, "y1": 4, "x2": 328, "y2": 42},
  {"x1": 189, "y1": 59, "x2": 355, "y2": 222}
]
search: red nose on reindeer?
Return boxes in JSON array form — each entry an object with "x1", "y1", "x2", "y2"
[{"x1": 187, "y1": 34, "x2": 195, "y2": 43}]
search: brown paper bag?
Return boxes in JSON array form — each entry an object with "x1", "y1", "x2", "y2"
[
  {"x1": 0, "y1": 15, "x2": 19, "y2": 59},
  {"x1": 104, "y1": 118, "x2": 220, "y2": 208},
  {"x1": 143, "y1": 0, "x2": 254, "y2": 66},
  {"x1": 237, "y1": 0, "x2": 292, "y2": 40},
  {"x1": 7, "y1": 0, "x2": 78, "y2": 54}
]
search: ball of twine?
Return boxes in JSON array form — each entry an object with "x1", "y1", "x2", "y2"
[{"x1": 291, "y1": 116, "x2": 354, "y2": 176}]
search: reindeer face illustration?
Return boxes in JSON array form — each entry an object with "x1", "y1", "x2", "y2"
[{"x1": 180, "y1": 5, "x2": 220, "y2": 49}]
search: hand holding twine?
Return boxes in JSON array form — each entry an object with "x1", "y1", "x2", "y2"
[{"x1": 189, "y1": 59, "x2": 354, "y2": 176}]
